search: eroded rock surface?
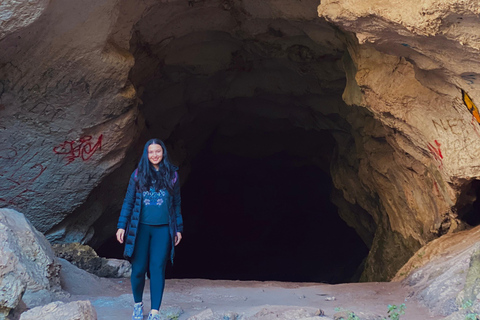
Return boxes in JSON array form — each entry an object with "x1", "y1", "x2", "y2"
[
  {"x1": 19, "y1": 300, "x2": 97, "y2": 320},
  {"x1": 0, "y1": 208, "x2": 60, "y2": 318},
  {"x1": 394, "y1": 225, "x2": 480, "y2": 317},
  {"x1": 0, "y1": 0, "x2": 148, "y2": 243},
  {"x1": 318, "y1": 0, "x2": 480, "y2": 280}
]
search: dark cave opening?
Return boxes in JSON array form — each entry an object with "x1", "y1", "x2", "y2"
[
  {"x1": 457, "y1": 180, "x2": 480, "y2": 227},
  {"x1": 96, "y1": 137, "x2": 369, "y2": 284},
  {"x1": 167, "y1": 144, "x2": 368, "y2": 284}
]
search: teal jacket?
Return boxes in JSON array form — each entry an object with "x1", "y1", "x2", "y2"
[{"x1": 117, "y1": 169, "x2": 183, "y2": 263}]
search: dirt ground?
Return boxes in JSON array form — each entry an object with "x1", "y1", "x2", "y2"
[{"x1": 58, "y1": 260, "x2": 445, "y2": 320}]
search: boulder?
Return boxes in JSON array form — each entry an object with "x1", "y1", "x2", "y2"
[
  {"x1": 102, "y1": 258, "x2": 132, "y2": 278},
  {"x1": 57, "y1": 258, "x2": 125, "y2": 297},
  {"x1": 19, "y1": 300, "x2": 96, "y2": 320},
  {"x1": 0, "y1": 208, "x2": 61, "y2": 319},
  {"x1": 394, "y1": 225, "x2": 480, "y2": 317},
  {"x1": 52, "y1": 243, "x2": 131, "y2": 278}
]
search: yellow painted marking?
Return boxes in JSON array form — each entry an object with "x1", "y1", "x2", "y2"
[{"x1": 462, "y1": 90, "x2": 480, "y2": 123}]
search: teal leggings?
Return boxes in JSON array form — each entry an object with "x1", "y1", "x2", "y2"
[{"x1": 131, "y1": 223, "x2": 171, "y2": 310}]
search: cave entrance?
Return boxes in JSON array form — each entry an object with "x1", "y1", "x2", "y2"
[
  {"x1": 169, "y1": 134, "x2": 369, "y2": 283},
  {"x1": 96, "y1": 101, "x2": 370, "y2": 283},
  {"x1": 94, "y1": 6, "x2": 371, "y2": 283}
]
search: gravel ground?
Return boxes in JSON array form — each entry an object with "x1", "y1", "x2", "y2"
[{"x1": 58, "y1": 260, "x2": 445, "y2": 320}]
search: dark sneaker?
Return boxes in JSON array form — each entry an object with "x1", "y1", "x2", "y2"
[{"x1": 132, "y1": 302, "x2": 143, "y2": 320}]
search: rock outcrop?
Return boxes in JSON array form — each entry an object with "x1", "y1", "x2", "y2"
[
  {"x1": 53, "y1": 243, "x2": 131, "y2": 278},
  {"x1": 318, "y1": 0, "x2": 480, "y2": 280},
  {"x1": 394, "y1": 225, "x2": 480, "y2": 318},
  {"x1": 19, "y1": 300, "x2": 97, "y2": 320},
  {"x1": 0, "y1": 208, "x2": 61, "y2": 319}
]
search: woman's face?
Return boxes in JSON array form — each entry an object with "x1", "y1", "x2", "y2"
[{"x1": 148, "y1": 143, "x2": 163, "y2": 168}]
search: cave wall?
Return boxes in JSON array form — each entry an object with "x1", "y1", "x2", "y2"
[
  {"x1": 319, "y1": 0, "x2": 480, "y2": 280},
  {"x1": 0, "y1": 0, "x2": 153, "y2": 237}
]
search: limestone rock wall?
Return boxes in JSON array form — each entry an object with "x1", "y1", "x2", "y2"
[
  {"x1": 0, "y1": 0, "x2": 151, "y2": 239},
  {"x1": 318, "y1": 0, "x2": 480, "y2": 280},
  {"x1": 319, "y1": 0, "x2": 480, "y2": 178}
]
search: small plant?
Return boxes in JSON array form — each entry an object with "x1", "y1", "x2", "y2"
[
  {"x1": 348, "y1": 312, "x2": 360, "y2": 320},
  {"x1": 465, "y1": 313, "x2": 477, "y2": 320},
  {"x1": 386, "y1": 303, "x2": 406, "y2": 320},
  {"x1": 461, "y1": 299, "x2": 479, "y2": 320},
  {"x1": 162, "y1": 309, "x2": 181, "y2": 320},
  {"x1": 462, "y1": 300, "x2": 474, "y2": 310},
  {"x1": 333, "y1": 308, "x2": 359, "y2": 320}
]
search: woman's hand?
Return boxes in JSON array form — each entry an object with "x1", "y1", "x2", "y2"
[
  {"x1": 175, "y1": 232, "x2": 182, "y2": 246},
  {"x1": 116, "y1": 229, "x2": 125, "y2": 244}
]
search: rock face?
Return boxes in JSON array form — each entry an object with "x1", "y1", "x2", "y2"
[
  {"x1": 0, "y1": 208, "x2": 60, "y2": 319},
  {"x1": 19, "y1": 300, "x2": 97, "y2": 320},
  {"x1": 0, "y1": 0, "x2": 148, "y2": 242},
  {"x1": 317, "y1": 0, "x2": 480, "y2": 280},
  {"x1": 393, "y1": 225, "x2": 480, "y2": 318},
  {"x1": 3, "y1": 0, "x2": 480, "y2": 283}
]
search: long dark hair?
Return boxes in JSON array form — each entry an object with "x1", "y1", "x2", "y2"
[{"x1": 137, "y1": 139, "x2": 177, "y2": 194}]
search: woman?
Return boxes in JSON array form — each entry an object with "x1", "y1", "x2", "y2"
[{"x1": 116, "y1": 139, "x2": 183, "y2": 320}]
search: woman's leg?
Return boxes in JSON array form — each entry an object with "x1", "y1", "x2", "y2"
[
  {"x1": 148, "y1": 224, "x2": 171, "y2": 310},
  {"x1": 131, "y1": 223, "x2": 151, "y2": 303}
]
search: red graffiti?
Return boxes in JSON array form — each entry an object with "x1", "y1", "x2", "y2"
[
  {"x1": 427, "y1": 140, "x2": 443, "y2": 168},
  {"x1": 0, "y1": 147, "x2": 18, "y2": 160},
  {"x1": 53, "y1": 134, "x2": 103, "y2": 164},
  {"x1": 0, "y1": 149, "x2": 47, "y2": 206}
]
